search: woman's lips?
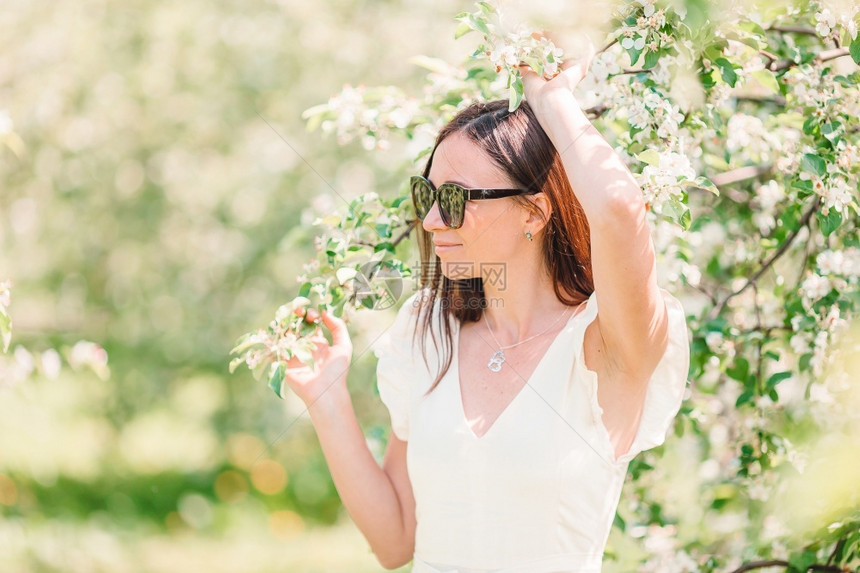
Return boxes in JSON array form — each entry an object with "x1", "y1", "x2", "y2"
[{"x1": 434, "y1": 243, "x2": 460, "y2": 253}]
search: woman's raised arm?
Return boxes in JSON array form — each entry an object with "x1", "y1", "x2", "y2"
[{"x1": 518, "y1": 42, "x2": 669, "y2": 380}]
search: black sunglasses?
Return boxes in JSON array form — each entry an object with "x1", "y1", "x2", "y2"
[{"x1": 410, "y1": 175, "x2": 538, "y2": 229}]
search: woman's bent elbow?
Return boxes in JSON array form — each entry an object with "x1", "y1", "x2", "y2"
[{"x1": 375, "y1": 542, "x2": 414, "y2": 570}]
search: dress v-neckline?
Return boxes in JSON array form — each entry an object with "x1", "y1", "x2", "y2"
[{"x1": 454, "y1": 308, "x2": 583, "y2": 440}]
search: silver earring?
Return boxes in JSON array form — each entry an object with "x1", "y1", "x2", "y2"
[{"x1": 525, "y1": 230, "x2": 533, "y2": 242}]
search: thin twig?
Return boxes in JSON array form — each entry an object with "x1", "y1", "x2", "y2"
[
  {"x1": 691, "y1": 282, "x2": 718, "y2": 306},
  {"x1": 759, "y1": 49, "x2": 779, "y2": 63},
  {"x1": 753, "y1": 282, "x2": 764, "y2": 394},
  {"x1": 738, "y1": 325, "x2": 791, "y2": 335},
  {"x1": 709, "y1": 200, "x2": 820, "y2": 320},
  {"x1": 767, "y1": 25, "x2": 818, "y2": 36},
  {"x1": 735, "y1": 94, "x2": 787, "y2": 106},
  {"x1": 730, "y1": 559, "x2": 845, "y2": 572},
  {"x1": 585, "y1": 103, "x2": 609, "y2": 119},
  {"x1": 770, "y1": 46, "x2": 851, "y2": 72},
  {"x1": 599, "y1": 37, "x2": 618, "y2": 54},
  {"x1": 731, "y1": 559, "x2": 790, "y2": 573},
  {"x1": 392, "y1": 219, "x2": 418, "y2": 247},
  {"x1": 711, "y1": 164, "x2": 774, "y2": 188}
]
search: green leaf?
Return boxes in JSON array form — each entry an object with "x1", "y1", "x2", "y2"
[
  {"x1": 850, "y1": 36, "x2": 860, "y2": 64},
  {"x1": 374, "y1": 223, "x2": 392, "y2": 238},
  {"x1": 230, "y1": 333, "x2": 261, "y2": 356},
  {"x1": 643, "y1": 50, "x2": 659, "y2": 69},
  {"x1": 626, "y1": 46, "x2": 643, "y2": 66},
  {"x1": 727, "y1": 357, "x2": 750, "y2": 383},
  {"x1": 300, "y1": 103, "x2": 329, "y2": 120},
  {"x1": 468, "y1": 14, "x2": 490, "y2": 36},
  {"x1": 715, "y1": 57, "x2": 738, "y2": 87},
  {"x1": 693, "y1": 176, "x2": 720, "y2": 196},
  {"x1": 817, "y1": 209, "x2": 842, "y2": 236},
  {"x1": 508, "y1": 79, "x2": 524, "y2": 112},
  {"x1": 637, "y1": 149, "x2": 661, "y2": 166},
  {"x1": 735, "y1": 390, "x2": 754, "y2": 407},
  {"x1": 800, "y1": 153, "x2": 826, "y2": 177},
  {"x1": 304, "y1": 111, "x2": 324, "y2": 133},
  {"x1": 268, "y1": 362, "x2": 285, "y2": 398},
  {"x1": 739, "y1": 20, "x2": 766, "y2": 38},
  {"x1": 766, "y1": 371, "x2": 792, "y2": 389},
  {"x1": 298, "y1": 281, "x2": 312, "y2": 298},
  {"x1": 228, "y1": 356, "x2": 244, "y2": 374},
  {"x1": 750, "y1": 69, "x2": 779, "y2": 94},
  {"x1": 0, "y1": 310, "x2": 10, "y2": 353},
  {"x1": 662, "y1": 198, "x2": 685, "y2": 224},
  {"x1": 791, "y1": 178, "x2": 813, "y2": 198},
  {"x1": 477, "y1": 1, "x2": 496, "y2": 15},
  {"x1": 788, "y1": 550, "x2": 818, "y2": 573},
  {"x1": 521, "y1": 55, "x2": 544, "y2": 76},
  {"x1": 700, "y1": 68, "x2": 717, "y2": 89},
  {"x1": 802, "y1": 115, "x2": 819, "y2": 136},
  {"x1": 680, "y1": 208, "x2": 691, "y2": 230},
  {"x1": 821, "y1": 121, "x2": 843, "y2": 144},
  {"x1": 454, "y1": 21, "x2": 472, "y2": 40},
  {"x1": 613, "y1": 512, "x2": 626, "y2": 532},
  {"x1": 408, "y1": 55, "x2": 453, "y2": 74}
]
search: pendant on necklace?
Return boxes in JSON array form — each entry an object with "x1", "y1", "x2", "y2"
[{"x1": 488, "y1": 350, "x2": 505, "y2": 372}]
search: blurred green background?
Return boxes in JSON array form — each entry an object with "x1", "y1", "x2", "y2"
[{"x1": 0, "y1": 0, "x2": 487, "y2": 570}]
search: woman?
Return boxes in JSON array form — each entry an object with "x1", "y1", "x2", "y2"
[{"x1": 287, "y1": 42, "x2": 690, "y2": 572}]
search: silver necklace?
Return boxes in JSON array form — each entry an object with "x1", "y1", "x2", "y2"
[{"x1": 483, "y1": 306, "x2": 572, "y2": 372}]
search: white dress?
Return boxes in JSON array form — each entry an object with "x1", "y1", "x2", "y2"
[{"x1": 373, "y1": 288, "x2": 690, "y2": 573}]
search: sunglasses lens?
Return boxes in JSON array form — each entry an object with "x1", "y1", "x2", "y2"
[
  {"x1": 438, "y1": 184, "x2": 465, "y2": 228},
  {"x1": 411, "y1": 177, "x2": 434, "y2": 220}
]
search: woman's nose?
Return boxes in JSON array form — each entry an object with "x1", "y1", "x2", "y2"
[{"x1": 421, "y1": 199, "x2": 447, "y2": 232}]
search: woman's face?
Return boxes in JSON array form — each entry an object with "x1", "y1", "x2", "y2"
[{"x1": 424, "y1": 131, "x2": 528, "y2": 281}]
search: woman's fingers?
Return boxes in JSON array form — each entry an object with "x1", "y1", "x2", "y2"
[
  {"x1": 320, "y1": 309, "x2": 351, "y2": 349},
  {"x1": 293, "y1": 306, "x2": 322, "y2": 324},
  {"x1": 564, "y1": 38, "x2": 596, "y2": 73}
]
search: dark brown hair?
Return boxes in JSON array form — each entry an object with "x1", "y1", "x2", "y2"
[{"x1": 408, "y1": 99, "x2": 594, "y2": 395}]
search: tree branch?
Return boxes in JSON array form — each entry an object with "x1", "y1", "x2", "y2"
[
  {"x1": 711, "y1": 165, "x2": 774, "y2": 188},
  {"x1": 731, "y1": 559, "x2": 789, "y2": 572},
  {"x1": 767, "y1": 25, "x2": 818, "y2": 36},
  {"x1": 691, "y1": 282, "x2": 718, "y2": 305},
  {"x1": 600, "y1": 37, "x2": 618, "y2": 54},
  {"x1": 770, "y1": 47, "x2": 851, "y2": 72},
  {"x1": 730, "y1": 560, "x2": 845, "y2": 572},
  {"x1": 735, "y1": 94, "x2": 787, "y2": 106},
  {"x1": 708, "y1": 199, "x2": 819, "y2": 320},
  {"x1": 392, "y1": 219, "x2": 418, "y2": 248}
]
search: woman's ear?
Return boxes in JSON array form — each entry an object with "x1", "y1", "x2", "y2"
[{"x1": 524, "y1": 192, "x2": 552, "y2": 232}]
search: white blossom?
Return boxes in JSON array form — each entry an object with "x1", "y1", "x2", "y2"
[
  {"x1": 40, "y1": 349, "x2": 62, "y2": 379},
  {"x1": 801, "y1": 273, "x2": 832, "y2": 302},
  {"x1": 0, "y1": 109, "x2": 12, "y2": 135}
]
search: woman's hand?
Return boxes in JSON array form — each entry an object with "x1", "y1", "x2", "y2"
[
  {"x1": 516, "y1": 33, "x2": 596, "y2": 114},
  {"x1": 282, "y1": 307, "x2": 353, "y2": 406}
]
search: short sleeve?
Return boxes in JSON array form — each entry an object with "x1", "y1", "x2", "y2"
[
  {"x1": 619, "y1": 289, "x2": 690, "y2": 463},
  {"x1": 574, "y1": 288, "x2": 690, "y2": 465},
  {"x1": 373, "y1": 292, "x2": 422, "y2": 441}
]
